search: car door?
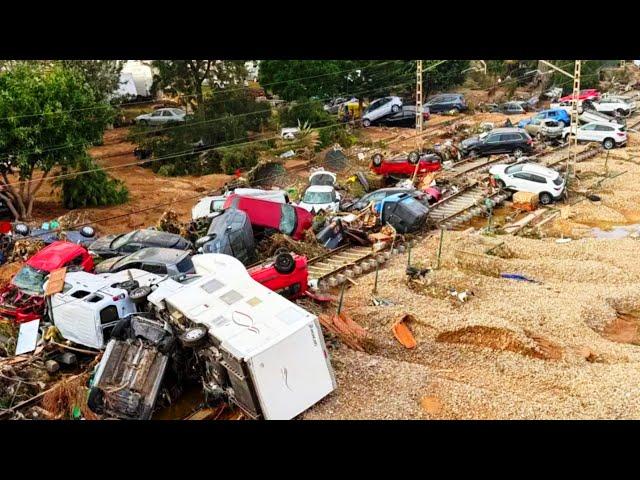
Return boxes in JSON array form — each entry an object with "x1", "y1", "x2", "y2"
[
  {"x1": 482, "y1": 133, "x2": 502, "y2": 154},
  {"x1": 374, "y1": 98, "x2": 392, "y2": 119},
  {"x1": 427, "y1": 95, "x2": 444, "y2": 113},
  {"x1": 161, "y1": 110, "x2": 176, "y2": 124},
  {"x1": 579, "y1": 123, "x2": 598, "y2": 141},
  {"x1": 527, "y1": 118, "x2": 541, "y2": 136},
  {"x1": 509, "y1": 172, "x2": 533, "y2": 191},
  {"x1": 149, "y1": 110, "x2": 164, "y2": 125}
]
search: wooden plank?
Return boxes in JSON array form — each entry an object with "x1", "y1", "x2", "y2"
[{"x1": 44, "y1": 267, "x2": 67, "y2": 296}]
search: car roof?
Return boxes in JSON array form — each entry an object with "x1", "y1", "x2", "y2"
[
  {"x1": 131, "y1": 229, "x2": 187, "y2": 248},
  {"x1": 118, "y1": 247, "x2": 189, "y2": 264},
  {"x1": 520, "y1": 163, "x2": 558, "y2": 177},
  {"x1": 490, "y1": 127, "x2": 525, "y2": 133},
  {"x1": 27, "y1": 241, "x2": 86, "y2": 272},
  {"x1": 584, "y1": 121, "x2": 622, "y2": 128},
  {"x1": 306, "y1": 185, "x2": 334, "y2": 192}
]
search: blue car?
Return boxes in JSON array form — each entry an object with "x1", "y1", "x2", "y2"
[
  {"x1": 377, "y1": 192, "x2": 429, "y2": 233},
  {"x1": 518, "y1": 109, "x2": 571, "y2": 129}
]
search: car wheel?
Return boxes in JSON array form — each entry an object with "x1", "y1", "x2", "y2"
[
  {"x1": 539, "y1": 192, "x2": 553, "y2": 205},
  {"x1": 140, "y1": 120, "x2": 148, "y2": 126},
  {"x1": 179, "y1": 324, "x2": 209, "y2": 348},
  {"x1": 513, "y1": 148, "x2": 524, "y2": 158},
  {"x1": 469, "y1": 149, "x2": 479, "y2": 159},
  {"x1": 129, "y1": 286, "x2": 152, "y2": 304},
  {"x1": 408, "y1": 151, "x2": 420, "y2": 164},
  {"x1": 451, "y1": 107, "x2": 461, "y2": 114},
  {"x1": 372, "y1": 153, "x2": 383, "y2": 167},
  {"x1": 391, "y1": 104, "x2": 400, "y2": 113},
  {"x1": 603, "y1": 138, "x2": 615, "y2": 150},
  {"x1": 274, "y1": 251, "x2": 296, "y2": 274},
  {"x1": 496, "y1": 179, "x2": 506, "y2": 189},
  {"x1": 362, "y1": 118, "x2": 371, "y2": 127},
  {"x1": 616, "y1": 108, "x2": 628, "y2": 118},
  {"x1": 111, "y1": 317, "x2": 131, "y2": 340}
]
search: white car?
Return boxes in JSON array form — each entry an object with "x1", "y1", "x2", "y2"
[
  {"x1": 281, "y1": 127, "x2": 300, "y2": 140},
  {"x1": 298, "y1": 185, "x2": 340, "y2": 213},
  {"x1": 135, "y1": 108, "x2": 186, "y2": 125},
  {"x1": 590, "y1": 98, "x2": 634, "y2": 117},
  {"x1": 361, "y1": 96, "x2": 403, "y2": 127},
  {"x1": 562, "y1": 121, "x2": 627, "y2": 150},
  {"x1": 489, "y1": 162, "x2": 565, "y2": 205}
]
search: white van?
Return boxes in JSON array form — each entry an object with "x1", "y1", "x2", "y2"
[{"x1": 48, "y1": 269, "x2": 166, "y2": 350}]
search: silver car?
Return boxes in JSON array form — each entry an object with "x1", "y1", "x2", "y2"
[
  {"x1": 135, "y1": 108, "x2": 186, "y2": 125},
  {"x1": 95, "y1": 247, "x2": 195, "y2": 276},
  {"x1": 361, "y1": 96, "x2": 403, "y2": 127}
]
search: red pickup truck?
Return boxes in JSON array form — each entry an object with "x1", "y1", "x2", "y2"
[
  {"x1": 223, "y1": 194, "x2": 313, "y2": 240},
  {"x1": 0, "y1": 241, "x2": 94, "y2": 323}
]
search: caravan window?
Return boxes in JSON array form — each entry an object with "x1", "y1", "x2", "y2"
[{"x1": 99, "y1": 306, "x2": 119, "y2": 325}]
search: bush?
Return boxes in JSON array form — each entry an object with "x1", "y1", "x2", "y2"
[
  {"x1": 318, "y1": 125, "x2": 356, "y2": 150},
  {"x1": 219, "y1": 144, "x2": 266, "y2": 175},
  {"x1": 57, "y1": 156, "x2": 129, "y2": 209},
  {"x1": 279, "y1": 100, "x2": 332, "y2": 128}
]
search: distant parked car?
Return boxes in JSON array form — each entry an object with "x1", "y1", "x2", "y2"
[
  {"x1": 518, "y1": 109, "x2": 571, "y2": 128},
  {"x1": 423, "y1": 93, "x2": 467, "y2": 114},
  {"x1": 562, "y1": 121, "x2": 628, "y2": 150},
  {"x1": 324, "y1": 96, "x2": 359, "y2": 114},
  {"x1": 223, "y1": 194, "x2": 313, "y2": 240},
  {"x1": 89, "y1": 229, "x2": 192, "y2": 259},
  {"x1": 491, "y1": 102, "x2": 526, "y2": 114},
  {"x1": 361, "y1": 96, "x2": 403, "y2": 127},
  {"x1": 559, "y1": 89, "x2": 600, "y2": 103},
  {"x1": 95, "y1": 247, "x2": 195, "y2": 276},
  {"x1": 489, "y1": 162, "x2": 566, "y2": 205},
  {"x1": 371, "y1": 152, "x2": 441, "y2": 177},
  {"x1": 135, "y1": 108, "x2": 186, "y2": 125},
  {"x1": 370, "y1": 105, "x2": 430, "y2": 127},
  {"x1": 459, "y1": 128, "x2": 533, "y2": 158},
  {"x1": 524, "y1": 118, "x2": 564, "y2": 140}
]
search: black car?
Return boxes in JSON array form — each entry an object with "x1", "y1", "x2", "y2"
[
  {"x1": 459, "y1": 128, "x2": 533, "y2": 158},
  {"x1": 372, "y1": 105, "x2": 429, "y2": 128},
  {"x1": 196, "y1": 209, "x2": 257, "y2": 266},
  {"x1": 424, "y1": 93, "x2": 467, "y2": 114},
  {"x1": 88, "y1": 229, "x2": 193, "y2": 259}
]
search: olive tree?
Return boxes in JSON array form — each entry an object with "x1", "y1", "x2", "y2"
[{"x1": 0, "y1": 63, "x2": 112, "y2": 219}]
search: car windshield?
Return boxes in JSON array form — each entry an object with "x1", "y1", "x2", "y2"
[
  {"x1": 505, "y1": 164, "x2": 524, "y2": 174},
  {"x1": 303, "y1": 191, "x2": 335, "y2": 204},
  {"x1": 111, "y1": 231, "x2": 137, "y2": 250},
  {"x1": 478, "y1": 132, "x2": 489, "y2": 140},
  {"x1": 553, "y1": 176, "x2": 563, "y2": 186},
  {"x1": 12, "y1": 265, "x2": 48, "y2": 294},
  {"x1": 279, "y1": 204, "x2": 297, "y2": 236}
]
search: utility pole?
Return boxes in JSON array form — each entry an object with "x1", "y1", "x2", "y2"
[
  {"x1": 538, "y1": 60, "x2": 582, "y2": 201},
  {"x1": 416, "y1": 60, "x2": 423, "y2": 148}
]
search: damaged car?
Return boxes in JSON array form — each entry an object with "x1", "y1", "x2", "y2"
[
  {"x1": 13, "y1": 223, "x2": 97, "y2": 248},
  {"x1": 196, "y1": 208, "x2": 257, "y2": 266},
  {"x1": 371, "y1": 152, "x2": 441, "y2": 177},
  {"x1": 378, "y1": 192, "x2": 429, "y2": 233},
  {"x1": 88, "y1": 229, "x2": 192, "y2": 259},
  {"x1": 95, "y1": 247, "x2": 195, "y2": 276},
  {"x1": 0, "y1": 241, "x2": 94, "y2": 323}
]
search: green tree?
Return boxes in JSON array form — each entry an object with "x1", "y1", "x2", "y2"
[
  {"x1": 60, "y1": 60, "x2": 124, "y2": 101},
  {"x1": 258, "y1": 60, "x2": 348, "y2": 101},
  {"x1": 151, "y1": 60, "x2": 248, "y2": 110},
  {"x1": 0, "y1": 63, "x2": 113, "y2": 219}
]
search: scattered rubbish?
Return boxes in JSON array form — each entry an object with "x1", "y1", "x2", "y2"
[
  {"x1": 371, "y1": 296, "x2": 394, "y2": 307},
  {"x1": 512, "y1": 191, "x2": 539, "y2": 212},
  {"x1": 319, "y1": 311, "x2": 369, "y2": 352},
  {"x1": 392, "y1": 314, "x2": 417, "y2": 349},
  {"x1": 280, "y1": 150, "x2": 295, "y2": 158},
  {"x1": 14, "y1": 319, "x2": 40, "y2": 355},
  {"x1": 500, "y1": 273, "x2": 539, "y2": 283},
  {"x1": 556, "y1": 237, "x2": 572, "y2": 244},
  {"x1": 587, "y1": 194, "x2": 602, "y2": 202},
  {"x1": 356, "y1": 171, "x2": 370, "y2": 192},
  {"x1": 448, "y1": 287, "x2": 474, "y2": 303},
  {"x1": 406, "y1": 265, "x2": 431, "y2": 279}
]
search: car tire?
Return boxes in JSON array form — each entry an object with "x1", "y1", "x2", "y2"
[
  {"x1": 87, "y1": 387, "x2": 105, "y2": 415},
  {"x1": 372, "y1": 153, "x2": 383, "y2": 167},
  {"x1": 129, "y1": 286, "x2": 152, "y2": 304},
  {"x1": 179, "y1": 324, "x2": 209, "y2": 348},
  {"x1": 140, "y1": 120, "x2": 148, "y2": 126},
  {"x1": 408, "y1": 151, "x2": 420, "y2": 164},
  {"x1": 362, "y1": 118, "x2": 371, "y2": 127},
  {"x1": 274, "y1": 251, "x2": 296, "y2": 274},
  {"x1": 111, "y1": 317, "x2": 131, "y2": 340},
  {"x1": 539, "y1": 192, "x2": 553, "y2": 205},
  {"x1": 513, "y1": 148, "x2": 524, "y2": 158},
  {"x1": 496, "y1": 179, "x2": 506, "y2": 189},
  {"x1": 451, "y1": 107, "x2": 461, "y2": 114},
  {"x1": 603, "y1": 138, "x2": 615, "y2": 150},
  {"x1": 391, "y1": 104, "x2": 400, "y2": 113},
  {"x1": 469, "y1": 149, "x2": 479, "y2": 159}
]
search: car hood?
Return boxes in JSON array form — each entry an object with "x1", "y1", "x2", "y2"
[
  {"x1": 88, "y1": 235, "x2": 117, "y2": 254},
  {"x1": 460, "y1": 136, "x2": 482, "y2": 149},
  {"x1": 298, "y1": 201, "x2": 336, "y2": 213},
  {"x1": 135, "y1": 114, "x2": 150, "y2": 120},
  {"x1": 94, "y1": 255, "x2": 124, "y2": 274},
  {"x1": 518, "y1": 118, "x2": 533, "y2": 128},
  {"x1": 489, "y1": 165, "x2": 508, "y2": 176}
]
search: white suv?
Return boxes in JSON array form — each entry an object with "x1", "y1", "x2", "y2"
[
  {"x1": 562, "y1": 121, "x2": 627, "y2": 149},
  {"x1": 489, "y1": 162, "x2": 566, "y2": 205}
]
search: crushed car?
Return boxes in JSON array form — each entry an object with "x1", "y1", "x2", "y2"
[
  {"x1": 196, "y1": 209, "x2": 257, "y2": 266},
  {"x1": 378, "y1": 192, "x2": 429, "y2": 233},
  {"x1": 371, "y1": 152, "x2": 441, "y2": 177},
  {"x1": 88, "y1": 229, "x2": 192, "y2": 259},
  {"x1": 0, "y1": 241, "x2": 94, "y2": 323},
  {"x1": 13, "y1": 223, "x2": 97, "y2": 247},
  {"x1": 95, "y1": 247, "x2": 195, "y2": 276}
]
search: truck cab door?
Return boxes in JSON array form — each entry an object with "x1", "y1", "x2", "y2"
[{"x1": 99, "y1": 305, "x2": 121, "y2": 344}]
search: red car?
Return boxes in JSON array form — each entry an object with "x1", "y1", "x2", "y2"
[
  {"x1": 248, "y1": 250, "x2": 308, "y2": 299},
  {"x1": 223, "y1": 194, "x2": 313, "y2": 241},
  {"x1": 0, "y1": 241, "x2": 94, "y2": 323},
  {"x1": 371, "y1": 152, "x2": 441, "y2": 177},
  {"x1": 559, "y1": 89, "x2": 600, "y2": 103}
]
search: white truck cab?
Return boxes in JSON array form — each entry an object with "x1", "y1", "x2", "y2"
[{"x1": 48, "y1": 269, "x2": 165, "y2": 350}]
